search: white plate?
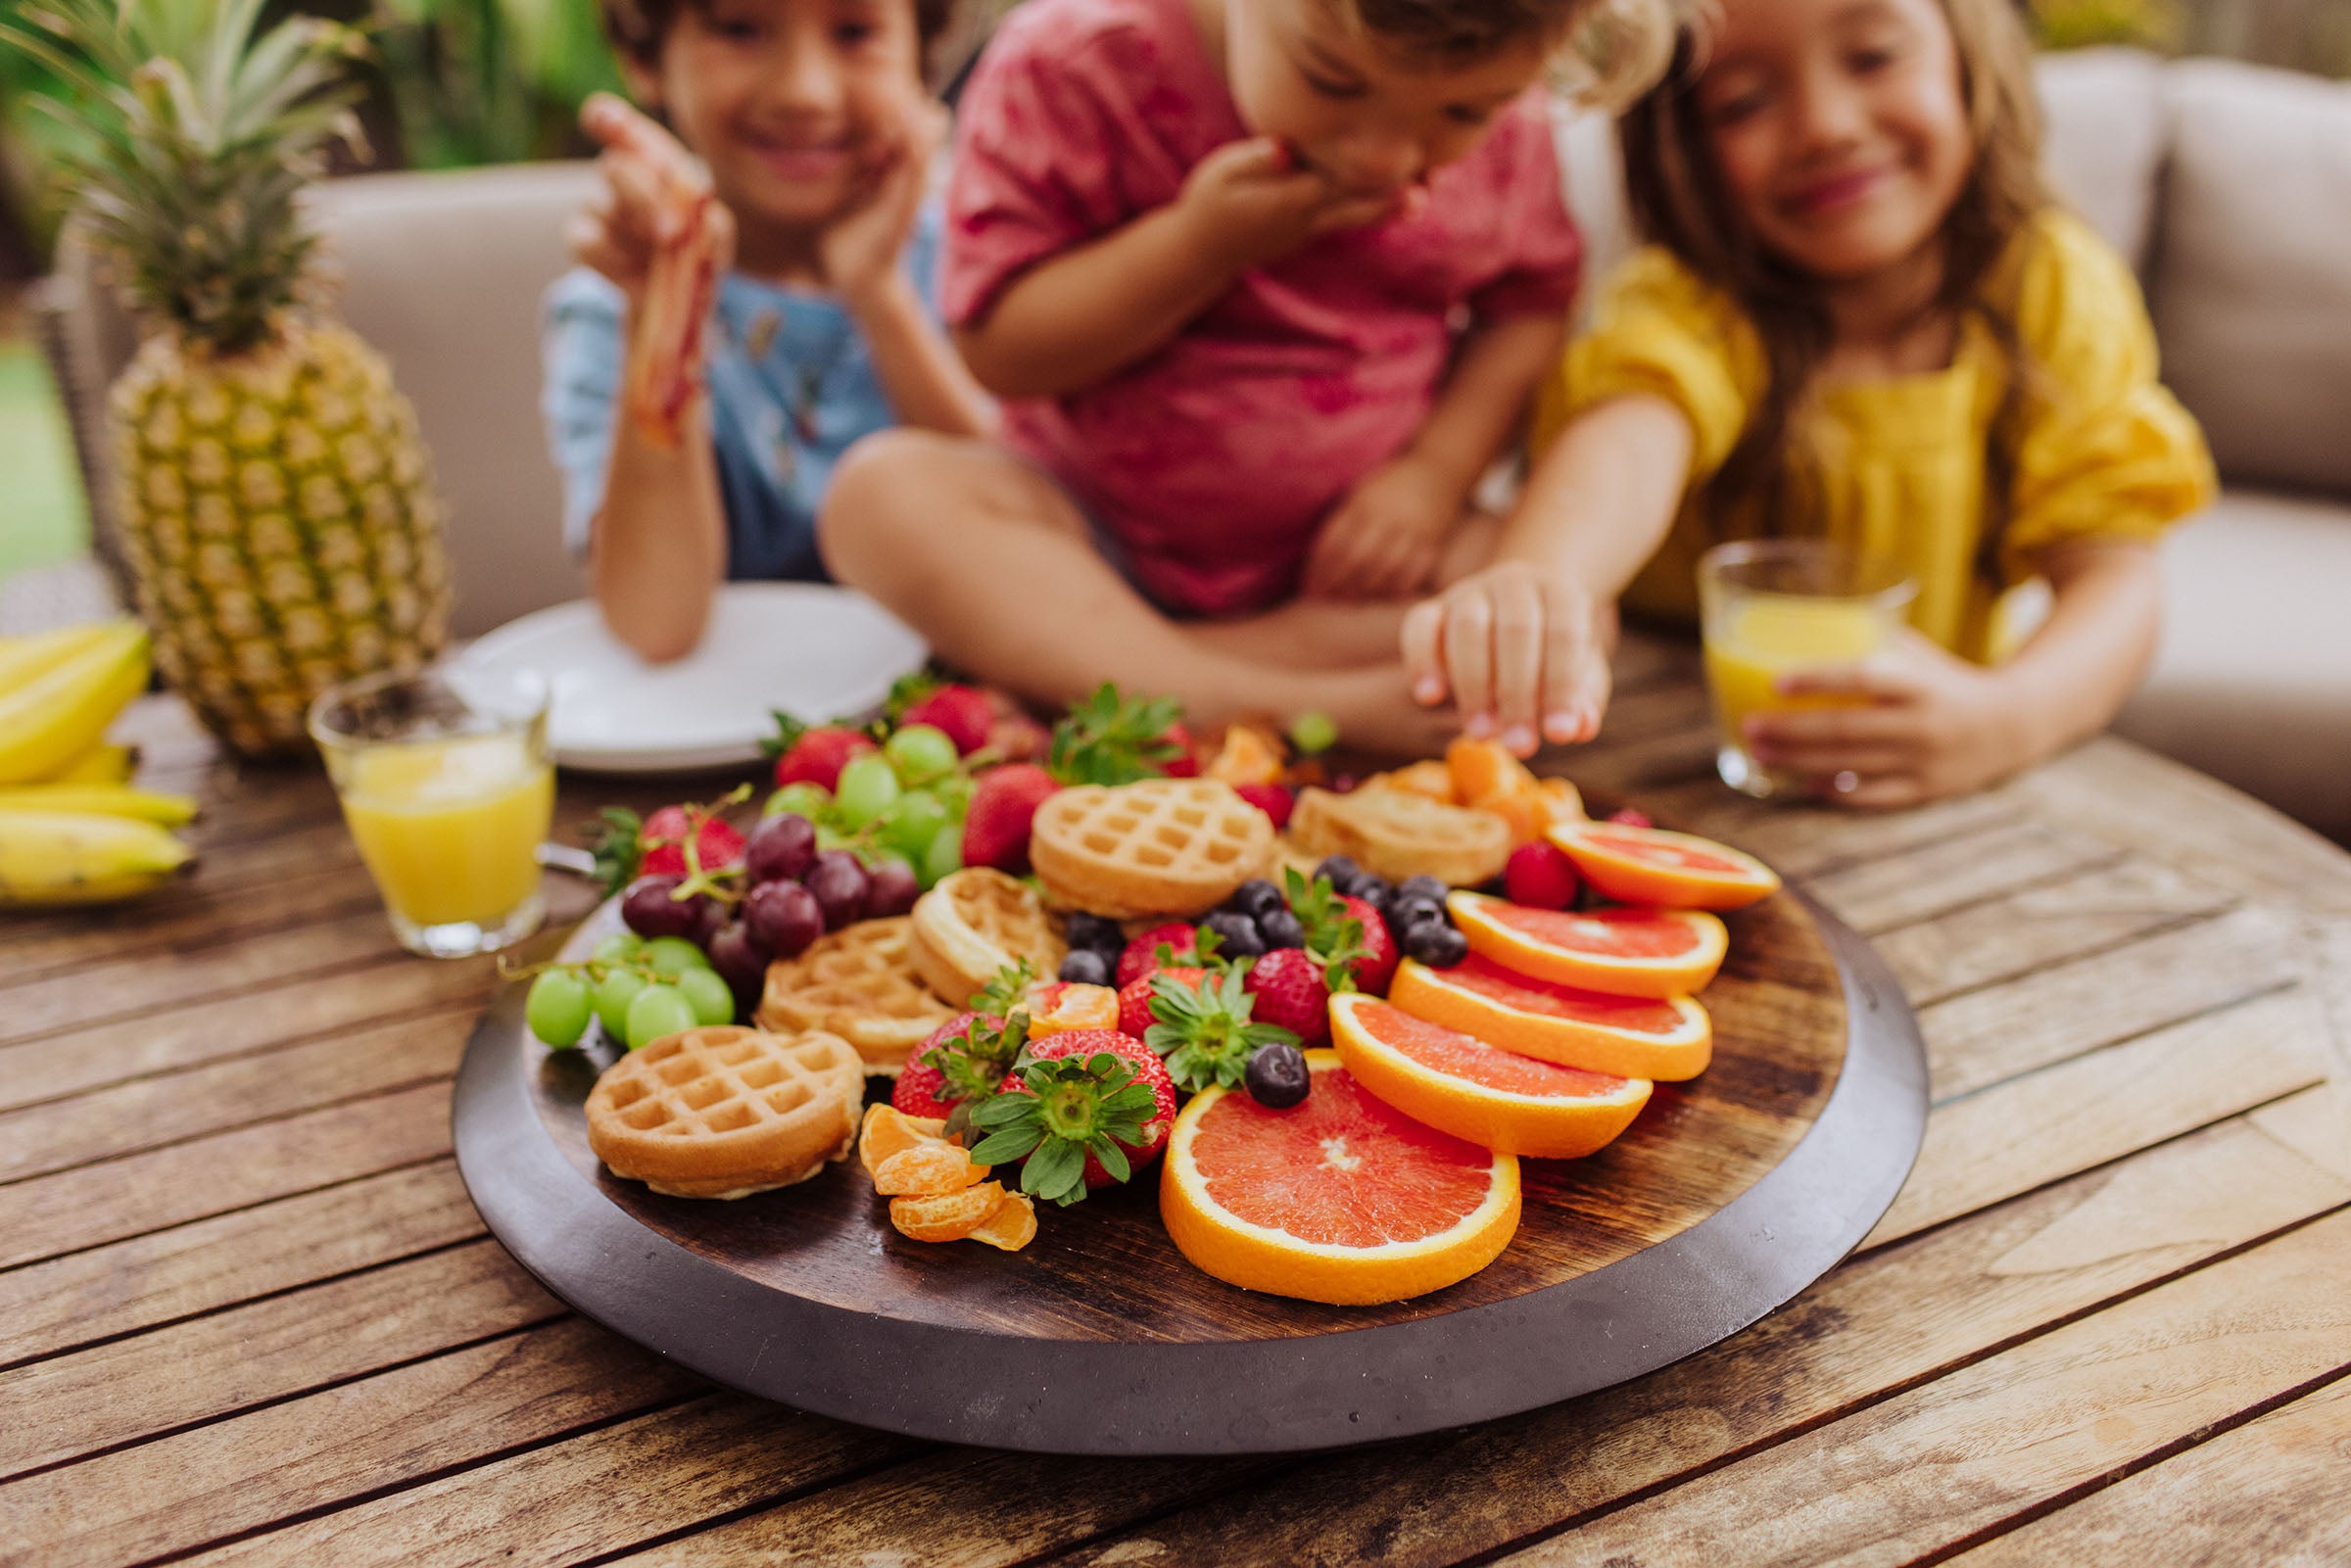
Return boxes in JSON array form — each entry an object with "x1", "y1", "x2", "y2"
[{"x1": 457, "y1": 584, "x2": 927, "y2": 775}]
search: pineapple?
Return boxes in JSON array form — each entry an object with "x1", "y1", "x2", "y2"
[{"x1": 5, "y1": 0, "x2": 452, "y2": 758}]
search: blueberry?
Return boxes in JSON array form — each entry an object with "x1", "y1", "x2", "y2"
[
  {"x1": 1203, "y1": 910, "x2": 1266, "y2": 958},
  {"x1": 1066, "y1": 912, "x2": 1125, "y2": 956},
  {"x1": 1397, "y1": 875, "x2": 1450, "y2": 907},
  {"x1": 1258, "y1": 909, "x2": 1306, "y2": 949},
  {"x1": 1350, "y1": 874, "x2": 1393, "y2": 910},
  {"x1": 1387, "y1": 894, "x2": 1446, "y2": 934},
  {"x1": 1059, "y1": 949, "x2": 1112, "y2": 985},
  {"x1": 1404, "y1": 919, "x2": 1469, "y2": 968},
  {"x1": 1313, "y1": 856, "x2": 1360, "y2": 890},
  {"x1": 1244, "y1": 1042, "x2": 1311, "y2": 1109},
  {"x1": 1228, "y1": 878, "x2": 1284, "y2": 922}
]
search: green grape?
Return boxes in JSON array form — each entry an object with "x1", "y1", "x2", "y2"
[
  {"x1": 834, "y1": 752, "x2": 900, "y2": 829},
  {"x1": 525, "y1": 970, "x2": 593, "y2": 1048},
  {"x1": 594, "y1": 969, "x2": 648, "y2": 1041},
  {"x1": 816, "y1": 823, "x2": 855, "y2": 852},
  {"x1": 883, "y1": 788, "x2": 950, "y2": 858},
  {"x1": 624, "y1": 983, "x2": 699, "y2": 1050},
  {"x1": 765, "y1": 781, "x2": 831, "y2": 819},
  {"x1": 592, "y1": 932, "x2": 644, "y2": 966},
  {"x1": 922, "y1": 818, "x2": 964, "y2": 887},
  {"x1": 883, "y1": 723, "x2": 959, "y2": 785},
  {"x1": 675, "y1": 967, "x2": 737, "y2": 1027},
  {"x1": 1288, "y1": 710, "x2": 1339, "y2": 755},
  {"x1": 642, "y1": 935, "x2": 710, "y2": 976}
]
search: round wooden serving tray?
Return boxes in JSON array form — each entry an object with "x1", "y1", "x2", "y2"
[{"x1": 454, "y1": 882, "x2": 1925, "y2": 1455}]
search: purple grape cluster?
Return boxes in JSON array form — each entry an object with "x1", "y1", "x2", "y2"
[{"x1": 620, "y1": 812, "x2": 919, "y2": 1010}]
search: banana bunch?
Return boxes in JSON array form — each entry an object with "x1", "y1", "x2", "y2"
[{"x1": 0, "y1": 622, "x2": 200, "y2": 907}]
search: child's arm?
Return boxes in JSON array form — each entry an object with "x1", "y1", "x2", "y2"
[
  {"x1": 1303, "y1": 312, "x2": 1566, "y2": 602},
  {"x1": 1401, "y1": 394, "x2": 1695, "y2": 753},
  {"x1": 817, "y1": 97, "x2": 994, "y2": 438},
  {"x1": 953, "y1": 139, "x2": 1396, "y2": 400},
  {"x1": 1753, "y1": 541, "x2": 2161, "y2": 807}
]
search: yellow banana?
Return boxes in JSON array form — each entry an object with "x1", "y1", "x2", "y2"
[
  {"x1": 0, "y1": 622, "x2": 120, "y2": 695},
  {"x1": 0, "y1": 625, "x2": 151, "y2": 784},
  {"x1": 37, "y1": 742, "x2": 140, "y2": 785},
  {"x1": 0, "y1": 784, "x2": 197, "y2": 826},
  {"x1": 0, "y1": 809, "x2": 193, "y2": 906}
]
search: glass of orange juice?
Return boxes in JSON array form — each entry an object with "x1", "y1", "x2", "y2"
[
  {"x1": 310, "y1": 667, "x2": 554, "y2": 958},
  {"x1": 1699, "y1": 541, "x2": 1916, "y2": 800}
]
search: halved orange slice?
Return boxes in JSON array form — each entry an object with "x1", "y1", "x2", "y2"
[
  {"x1": 1329, "y1": 995, "x2": 1652, "y2": 1159},
  {"x1": 1160, "y1": 1050, "x2": 1519, "y2": 1305},
  {"x1": 1546, "y1": 821, "x2": 1781, "y2": 911},
  {"x1": 1388, "y1": 954, "x2": 1711, "y2": 1080},
  {"x1": 1448, "y1": 891, "x2": 1727, "y2": 999}
]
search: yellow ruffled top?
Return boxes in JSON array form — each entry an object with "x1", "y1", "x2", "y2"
[{"x1": 1532, "y1": 210, "x2": 2217, "y2": 661}]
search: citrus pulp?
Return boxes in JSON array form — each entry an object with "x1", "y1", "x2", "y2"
[
  {"x1": 1388, "y1": 955, "x2": 1712, "y2": 1080},
  {"x1": 1448, "y1": 891, "x2": 1727, "y2": 999}
]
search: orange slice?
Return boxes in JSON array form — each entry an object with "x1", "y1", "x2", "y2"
[
  {"x1": 1547, "y1": 821, "x2": 1781, "y2": 911},
  {"x1": 1448, "y1": 891, "x2": 1727, "y2": 999},
  {"x1": 1537, "y1": 777, "x2": 1585, "y2": 829},
  {"x1": 1329, "y1": 994, "x2": 1652, "y2": 1159},
  {"x1": 1027, "y1": 980, "x2": 1120, "y2": 1036},
  {"x1": 1389, "y1": 954, "x2": 1711, "y2": 1080},
  {"x1": 1160, "y1": 1050, "x2": 1519, "y2": 1305},
  {"x1": 966, "y1": 1190, "x2": 1038, "y2": 1252}
]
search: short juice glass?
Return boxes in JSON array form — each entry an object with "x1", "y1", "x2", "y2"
[
  {"x1": 1699, "y1": 541, "x2": 1916, "y2": 800},
  {"x1": 310, "y1": 667, "x2": 554, "y2": 959}
]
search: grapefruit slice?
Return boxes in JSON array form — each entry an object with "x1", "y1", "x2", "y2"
[
  {"x1": 1160, "y1": 1050, "x2": 1520, "y2": 1305},
  {"x1": 1329, "y1": 995, "x2": 1652, "y2": 1159},
  {"x1": 1448, "y1": 891, "x2": 1727, "y2": 999},
  {"x1": 1388, "y1": 954, "x2": 1712, "y2": 1080},
  {"x1": 1547, "y1": 821, "x2": 1781, "y2": 911}
]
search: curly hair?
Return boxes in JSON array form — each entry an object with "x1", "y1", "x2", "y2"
[{"x1": 599, "y1": 0, "x2": 966, "y2": 65}]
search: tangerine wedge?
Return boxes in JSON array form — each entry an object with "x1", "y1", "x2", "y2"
[
  {"x1": 1329, "y1": 994, "x2": 1653, "y2": 1159},
  {"x1": 1448, "y1": 891, "x2": 1727, "y2": 999},
  {"x1": 966, "y1": 1190, "x2": 1038, "y2": 1252},
  {"x1": 1028, "y1": 980, "x2": 1120, "y2": 1036},
  {"x1": 1537, "y1": 777, "x2": 1586, "y2": 829},
  {"x1": 1376, "y1": 759, "x2": 1458, "y2": 803},
  {"x1": 1160, "y1": 1050, "x2": 1520, "y2": 1305},
  {"x1": 872, "y1": 1142, "x2": 990, "y2": 1196},
  {"x1": 1547, "y1": 821, "x2": 1781, "y2": 911},
  {"x1": 859, "y1": 1103, "x2": 948, "y2": 1179},
  {"x1": 890, "y1": 1181, "x2": 1008, "y2": 1242},
  {"x1": 1389, "y1": 955, "x2": 1712, "y2": 1080}
]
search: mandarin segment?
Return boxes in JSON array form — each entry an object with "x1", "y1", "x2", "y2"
[
  {"x1": 890, "y1": 1181, "x2": 1009, "y2": 1242},
  {"x1": 873, "y1": 1142, "x2": 991, "y2": 1196},
  {"x1": 859, "y1": 1102, "x2": 949, "y2": 1179},
  {"x1": 965, "y1": 1190, "x2": 1039, "y2": 1252}
]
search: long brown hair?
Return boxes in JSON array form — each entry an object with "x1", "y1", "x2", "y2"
[{"x1": 1617, "y1": 0, "x2": 2048, "y2": 571}]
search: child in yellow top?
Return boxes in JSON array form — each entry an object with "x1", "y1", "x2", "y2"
[{"x1": 1400, "y1": 0, "x2": 2216, "y2": 804}]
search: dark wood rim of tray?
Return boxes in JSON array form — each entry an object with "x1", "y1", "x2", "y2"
[{"x1": 452, "y1": 887, "x2": 1926, "y2": 1455}]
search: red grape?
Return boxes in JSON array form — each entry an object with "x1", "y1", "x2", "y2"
[
  {"x1": 745, "y1": 879, "x2": 824, "y2": 958},
  {"x1": 803, "y1": 850, "x2": 870, "y2": 929},
  {"x1": 745, "y1": 813, "x2": 817, "y2": 883},
  {"x1": 621, "y1": 875, "x2": 704, "y2": 939},
  {"x1": 864, "y1": 858, "x2": 919, "y2": 919},
  {"x1": 706, "y1": 921, "x2": 772, "y2": 1006}
]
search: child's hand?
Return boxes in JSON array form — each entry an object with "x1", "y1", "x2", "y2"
[
  {"x1": 1401, "y1": 562, "x2": 1612, "y2": 756},
  {"x1": 818, "y1": 92, "x2": 949, "y2": 311},
  {"x1": 1745, "y1": 631, "x2": 2027, "y2": 807},
  {"x1": 569, "y1": 93, "x2": 735, "y2": 312},
  {"x1": 1302, "y1": 453, "x2": 1464, "y2": 601},
  {"x1": 1181, "y1": 138, "x2": 1401, "y2": 271}
]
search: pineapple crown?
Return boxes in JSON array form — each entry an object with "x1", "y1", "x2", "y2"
[{"x1": 2, "y1": 0, "x2": 372, "y2": 355}]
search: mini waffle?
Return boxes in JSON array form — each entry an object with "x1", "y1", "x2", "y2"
[
  {"x1": 1288, "y1": 784, "x2": 1513, "y2": 886},
  {"x1": 756, "y1": 917, "x2": 957, "y2": 1074},
  {"x1": 1030, "y1": 778, "x2": 1272, "y2": 918},
  {"x1": 908, "y1": 868, "x2": 1068, "y2": 1008},
  {"x1": 585, "y1": 1026, "x2": 865, "y2": 1200}
]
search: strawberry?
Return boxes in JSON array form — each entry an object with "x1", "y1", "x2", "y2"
[
  {"x1": 894, "y1": 1009, "x2": 1020, "y2": 1135},
  {"x1": 971, "y1": 1029, "x2": 1176, "y2": 1203},
  {"x1": 1607, "y1": 806, "x2": 1654, "y2": 830},
  {"x1": 1279, "y1": 869, "x2": 1378, "y2": 994},
  {"x1": 1143, "y1": 966, "x2": 1298, "y2": 1093},
  {"x1": 1049, "y1": 685, "x2": 1187, "y2": 784},
  {"x1": 986, "y1": 712, "x2": 1052, "y2": 763},
  {"x1": 961, "y1": 763, "x2": 1060, "y2": 873},
  {"x1": 1119, "y1": 964, "x2": 1208, "y2": 1037},
  {"x1": 1338, "y1": 893, "x2": 1397, "y2": 995},
  {"x1": 1243, "y1": 948, "x2": 1335, "y2": 1047},
  {"x1": 1116, "y1": 922, "x2": 1202, "y2": 987},
  {"x1": 1159, "y1": 720, "x2": 1199, "y2": 778},
  {"x1": 1233, "y1": 782, "x2": 1294, "y2": 830},
  {"x1": 773, "y1": 725, "x2": 876, "y2": 792},
  {"x1": 637, "y1": 805, "x2": 746, "y2": 879},
  {"x1": 1505, "y1": 839, "x2": 1581, "y2": 910},
  {"x1": 899, "y1": 684, "x2": 993, "y2": 756}
]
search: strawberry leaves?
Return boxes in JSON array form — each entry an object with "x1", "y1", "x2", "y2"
[
  {"x1": 921, "y1": 1009, "x2": 1030, "y2": 1140},
  {"x1": 1049, "y1": 684, "x2": 1185, "y2": 786},
  {"x1": 1144, "y1": 968, "x2": 1297, "y2": 1092},
  {"x1": 967, "y1": 1052, "x2": 1159, "y2": 1206},
  {"x1": 1282, "y1": 867, "x2": 1372, "y2": 991}
]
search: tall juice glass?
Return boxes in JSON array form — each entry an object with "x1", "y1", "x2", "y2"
[
  {"x1": 310, "y1": 667, "x2": 553, "y2": 958},
  {"x1": 1699, "y1": 541, "x2": 1916, "y2": 799}
]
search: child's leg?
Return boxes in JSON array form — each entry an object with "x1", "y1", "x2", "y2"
[{"x1": 821, "y1": 432, "x2": 1459, "y2": 754}]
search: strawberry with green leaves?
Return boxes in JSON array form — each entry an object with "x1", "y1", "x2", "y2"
[
  {"x1": 968, "y1": 1031, "x2": 1176, "y2": 1205},
  {"x1": 1143, "y1": 967, "x2": 1299, "y2": 1092},
  {"x1": 1049, "y1": 685, "x2": 1188, "y2": 785},
  {"x1": 890, "y1": 964, "x2": 1033, "y2": 1133},
  {"x1": 1241, "y1": 870, "x2": 1377, "y2": 1044}
]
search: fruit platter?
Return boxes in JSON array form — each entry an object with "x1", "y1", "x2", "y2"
[{"x1": 454, "y1": 683, "x2": 1926, "y2": 1454}]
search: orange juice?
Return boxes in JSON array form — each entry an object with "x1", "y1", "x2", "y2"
[{"x1": 336, "y1": 733, "x2": 552, "y2": 928}]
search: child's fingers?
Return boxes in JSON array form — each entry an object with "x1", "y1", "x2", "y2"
[
  {"x1": 1774, "y1": 662, "x2": 1913, "y2": 702},
  {"x1": 1439, "y1": 586, "x2": 1497, "y2": 737},
  {"x1": 1744, "y1": 704, "x2": 1912, "y2": 750},
  {"x1": 1541, "y1": 585, "x2": 1606, "y2": 743},
  {"x1": 1310, "y1": 189, "x2": 1403, "y2": 235},
  {"x1": 566, "y1": 213, "x2": 640, "y2": 285},
  {"x1": 600, "y1": 151, "x2": 678, "y2": 245},
  {"x1": 1824, "y1": 774, "x2": 1922, "y2": 810},
  {"x1": 1487, "y1": 570, "x2": 1546, "y2": 754},
  {"x1": 1401, "y1": 598, "x2": 1449, "y2": 706}
]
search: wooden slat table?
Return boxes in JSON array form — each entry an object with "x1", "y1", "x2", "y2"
[{"x1": 5, "y1": 635, "x2": 2348, "y2": 1566}]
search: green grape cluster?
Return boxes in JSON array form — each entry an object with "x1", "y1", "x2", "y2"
[
  {"x1": 522, "y1": 931, "x2": 736, "y2": 1052},
  {"x1": 761, "y1": 723, "x2": 972, "y2": 894}
]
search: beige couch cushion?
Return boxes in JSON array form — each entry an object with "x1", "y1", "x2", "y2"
[
  {"x1": 2148, "y1": 60, "x2": 2351, "y2": 495},
  {"x1": 2114, "y1": 489, "x2": 2351, "y2": 840},
  {"x1": 2035, "y1": 48, "x2": 2168, "y2": 273}
]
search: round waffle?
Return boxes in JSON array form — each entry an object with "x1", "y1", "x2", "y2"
[
  {"x1": 585, "y1": 1026, "x2": 865, "y2": 1200},
  {"x1": 1030, "y1": 778, "x2": 1273, "y2": 919},
  {"x1": 908, "y1": 867, "x2": 1068, "y2": 1008},
  {"x1": 756, "y1": 917, "x2": 958, "y2": 1074},
  {"x1": 1288, "y1": 784, "x2": 1513, "y2": 886}
]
